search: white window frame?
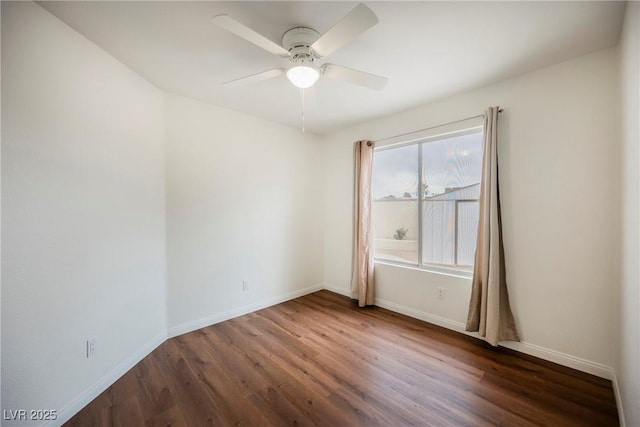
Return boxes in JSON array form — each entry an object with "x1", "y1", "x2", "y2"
[{"x1": 373, "y1": 117, "x2": 484, "y2": 278}]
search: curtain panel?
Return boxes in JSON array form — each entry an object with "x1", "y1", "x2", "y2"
[
  {"x1": 351, "y1": 140, "x2": 375, "y2": 307},
  {"x1": 466, "y1": 107, "x2": 520, "y2": 346}
]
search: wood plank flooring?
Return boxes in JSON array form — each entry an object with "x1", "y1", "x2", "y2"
[{"x1": 65, "y1": 290, "x2": 619, "y2": 426}]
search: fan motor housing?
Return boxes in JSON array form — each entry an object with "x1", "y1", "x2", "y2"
[{"x1": 282, "y1": 27, "x2": 321, "y2": 63}]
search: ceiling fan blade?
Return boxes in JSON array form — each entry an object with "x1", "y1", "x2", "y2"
[
  {"x1": 211, "y1": 14, "x2": 289, "y2": 56},
  {"x1": 310, "y1": 3, "x2": 378, "y2": 58},
  {"x1": 321, "y1": 64, "x2": 387, "y2": 90},
  {"x1": 223, "y1": 68, "x2": 285, "y2": 88}
]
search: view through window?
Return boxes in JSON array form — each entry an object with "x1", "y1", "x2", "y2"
[{"x1": 372, "y1": 128, "x2": 483, "y2": 273}]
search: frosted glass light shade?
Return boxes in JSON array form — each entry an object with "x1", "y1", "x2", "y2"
[{"x1": 286, "y1": 66, "x2": 320, "y2": 88}]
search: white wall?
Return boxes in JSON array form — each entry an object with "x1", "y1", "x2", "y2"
[
  {"x1": 1, "y1": 3, "x2": 324, "y2": 424},
  {"x1": 322, "y1": 47, "x2": 620, "y2": 377},
  {"x1": 1, "y1": 0, "x2": 4, "y2": 415},
  {"x1": 164, "y1": 93, "x2": 323, "y2": 335},
  {"x1": 1, "y1": 2, "x2": 166, "y2": 424},
  {"x1": 617, "y1": 2, "x2": 640, "y2": 426}
]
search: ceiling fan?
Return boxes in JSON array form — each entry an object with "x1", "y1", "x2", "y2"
[{"x1": 211, "y1": 3, "x2": 388, "y2": 91}]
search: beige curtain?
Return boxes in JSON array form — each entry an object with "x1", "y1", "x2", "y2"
[
  {"x1": 350, "y1": 140, "x2": 375, "y2": 307},
  {"x1": 466, "y1": 107, "x2": 519, "y2": 346}
]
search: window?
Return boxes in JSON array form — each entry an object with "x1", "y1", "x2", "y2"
[{"x1": 372, "y1": 127, "x2": 483, "y2": 275}]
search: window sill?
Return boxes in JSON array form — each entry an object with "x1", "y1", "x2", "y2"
[{"x1": 373, "y1": 259, "x2": 473, "y2": 280}]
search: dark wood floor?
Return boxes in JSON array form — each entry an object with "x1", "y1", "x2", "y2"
[{"x1": 65, "y1": 290, "x2": 619, "y2": 426}]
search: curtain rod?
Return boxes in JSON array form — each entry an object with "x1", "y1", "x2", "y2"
[{"x1": 374, "y1": 108, "x2": 503, "y2": 144}]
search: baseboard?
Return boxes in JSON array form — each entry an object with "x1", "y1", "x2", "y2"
[
  {"x1": 611, "y1": 369, "x2": 626, "y2": 427},
  {"x1": 374, "y1": 296, "x2": 467, "y2": 332},
  {"x1": 373, "y1": 296, "x2": 615, "y2": 380},
  {"x1": 48, "y1": 330, "x2": 167, "y2": 427},
  {"x1": 167, "y1": 284, "x2": 324, "y2": 338},
  {"x1": 46, "y1": 285, "x2": 618, "y2": 426},
  {"x1": 323, "y1": 283, "x2": 351, "y2": 298},
  {"x1": 48, "y1": 284, "x2": 323, "y2": 426},
  {"x1": 499, "y1": 341, "x2": 614, "y2": 380}
]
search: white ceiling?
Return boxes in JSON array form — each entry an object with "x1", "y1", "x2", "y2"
[{"x1": 38, "y1": 1, "x2": 626, "y2": 135}]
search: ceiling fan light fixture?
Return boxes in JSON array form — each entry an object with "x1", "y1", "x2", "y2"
[{"x1": 286, "y1": 65, "x2": 320, "y2": 89}]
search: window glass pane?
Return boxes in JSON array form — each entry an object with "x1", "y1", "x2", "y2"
[
  {"x1": 422, "y1": 131, "x2": 483, "y2": 268},
  {"x1": 372, "y1": 201, "x2": 418, "y2": 264},
  {"x1": 371, "y1": 129, "x2": 483, "y2": 272},
  {"x1": 372, "y1": 145, "x2": 418, "y2": 264},
  {"x1": 422, "y1": 201, "x2": 455, "y2": 265},
  {"x1": 457, "y1": 201, "x2": 480, "y2": 266},
  {"x1": 422, "y1": 133, "x2": 483, "y2": 196},
  {"x1": 372, "y1": 144, "x2": 419, "y2": 200}
]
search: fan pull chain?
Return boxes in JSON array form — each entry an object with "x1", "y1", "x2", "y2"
[{"x1": 301, "y1": 87, "x2": 306, "y2": 133}]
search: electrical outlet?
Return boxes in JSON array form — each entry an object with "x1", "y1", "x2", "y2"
[
  {"x1": 437, "y1": 287, "x2": 445, "y2": 300},
  {"x1": 242, "y1": 280, "x2": 249, "y2": 291},
  {"x1": 87, "y1": 337, "x2": 96, "y2": 358}
]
